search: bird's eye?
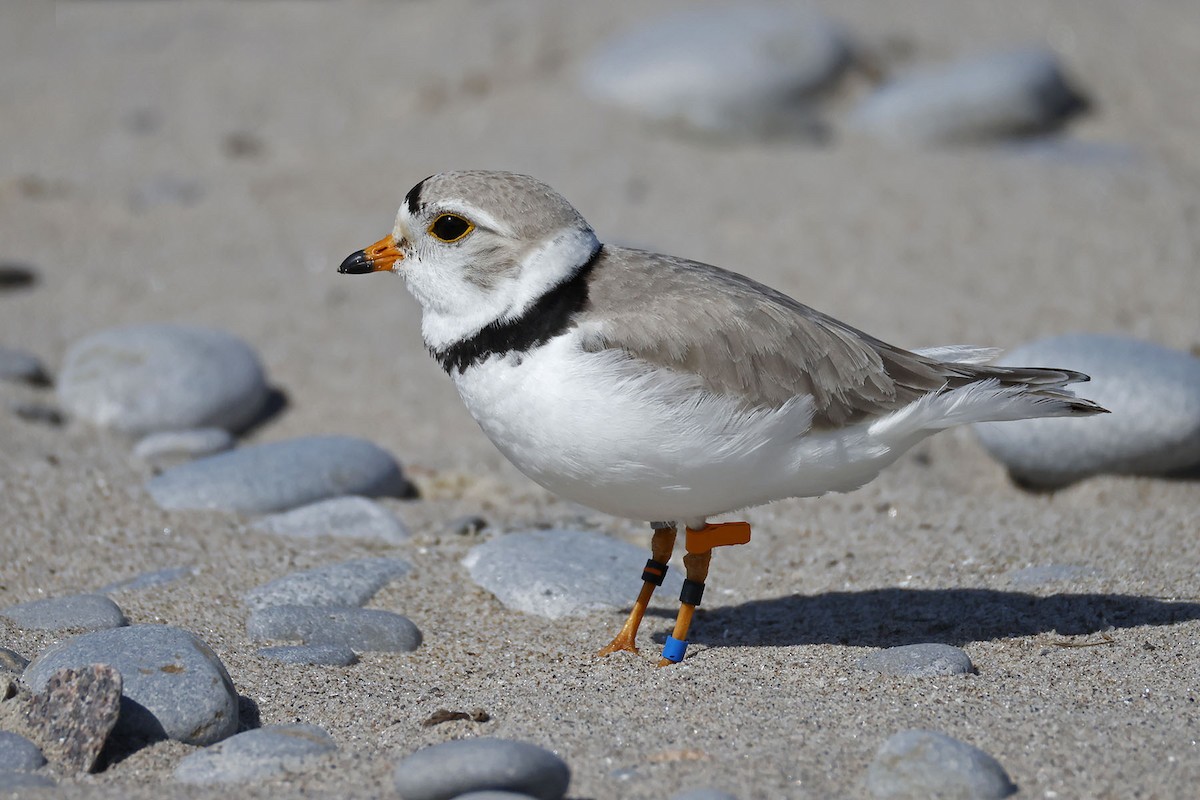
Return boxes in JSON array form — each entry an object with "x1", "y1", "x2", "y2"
[{"x1": 428, "y1": 214, "x2": 474, "y2": 243}]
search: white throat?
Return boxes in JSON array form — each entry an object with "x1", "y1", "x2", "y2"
[{"x1": 418, "y1": 225, "x2": 599, "y2": 352}]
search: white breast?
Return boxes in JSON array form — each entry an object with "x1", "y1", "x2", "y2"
[{"x1": 447, "y1": 333, "x2": 916, "y2": 522}]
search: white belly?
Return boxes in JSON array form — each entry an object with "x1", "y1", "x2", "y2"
[{"x1": 449, "y1": 336, "x2": 903, "y2": 522}]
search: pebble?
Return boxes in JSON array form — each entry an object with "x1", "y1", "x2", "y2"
[
  {"x1": 246, "y1": 606, "x2": 422, "y2": 653},
  {"x1": 98, "y1": 566, "x2": 196, "y2": 594},
  {"x1": 670, "y1": 791, "x2": 739, "y2": 800},
  {"x1": 392, "y1": 737, "x2": 570, "y2": 800},
  {"x1": 146, "y1": 435, "x2": 413, "y2": 513},
  {"x1": 581, "y1": 4, "x2": 847, "y2": 139},
  {"x1": 23, "y1": 625, "x2": 239, "y2": 746},
  {"x1": 0, "y1": 732, "x2": 46, "y2": 772},
  {"x1": 133, "y1": 428, "x2": 235, "y2": 466},
  {"x1": 56, "y1": 324, "x2": 269, "y2": 436},
  {"x1": 8, "y1": 402, "x2": 64, "y2": 426},
  {"x1": 1, "y1": 594, "x2": 127, "y2": 632},
  {"x1": 866, "y1": 730, "x2": 1016, "y2": 799},
  {"x1": 974, "y1": 334, "x2": 1200, "y2": 487},
  {"x1": 463, "y1": 529, "x2": 683, "y2": 619},
  {"x1": 174, "y1": 724, "x2": 336, "y2": 785},
  {"x1": 257, "y1": 645, "x2": 358, "y2": 667},
  {"x1": 251, "y1": 496, "x2": 411, "y2": 544},
  {"x1": 857, "y1": 644, "x2": 974, "y2": 677},
  {"x1": 0, "y1": 771, "x2": 55, "y2": 789},
  {"x1": 243, "y1": 557, "x2": 412, "y2": 612},
  {"x1": 1004, "y1": 564, "x2": 1100, "y2": 588},
  {"x1": 22, "y1": 664, "x2": 121, "y2": 773},
  {"x1": 0, "y1": 345, "x2": 49, "y2": 385},
  {"x1": 849, "y1": 47, "x2": 1088, "y2": 145},
  {"x1": 0, "y1": 646, "x2": 30, "y2": 674}
]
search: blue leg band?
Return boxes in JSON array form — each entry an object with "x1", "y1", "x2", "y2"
[{"x1": 661, "y1": 636, "x2": 688, "y2": 663}]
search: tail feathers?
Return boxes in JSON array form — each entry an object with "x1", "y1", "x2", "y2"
[{"x1": 926, "y1": 347, "x2": 1109, "y2": 416}]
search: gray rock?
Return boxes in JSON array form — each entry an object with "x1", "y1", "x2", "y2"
[
  {"x1": 849, "y1": 47, "x2": 1087, "y2": 145},
  {"x1": 670, "y1": 790, "x2": 739, "y2": 800},
  {"x1": 867, "y1": 730, "x2": 1016, "y2": 799},
  {"x1": 0, "y1": 646, "x2": 30, "y2": 674},
  {"x1": 0, "y1": 346, "x2": 48, "y2": 385},
  {"x1": 1004, "y1": 564, "x2": 1100, "y2": 588},
  {"x1": 857, "y1": 644, "x2": 974, "y2": 677},
  {"x1": 0, "y1": 732, "x2": 46, "y2": 772},
  {"x1": 243, "y1": 557, "x2": 412, "y2": 612},
  {"x1": 22, "y1": 664, "x2": 121, "y2": 773},
  {"x1": 57, "y1": 324, "x2": 268, "y2": 435},
  {"x1": 1, "y1": 594, "x2": 127, "y2": 632},
  {"x1": 23, "y1": 625, "x2": 238, "y2": 746},
  {"x1": 133, "y1": 428, "x2": 234, "y2": 466},
  {"x1": 246, "y1": 606, "x2": 421, "y2": 653},
  {"x1": 581, "y1": 4, "x2": 847, "y2": 139},
  {"x1": 974, "y1": 334, "x2": 1200, "y2": 487},
  {"x1": 146, "y1": 435, "x2": 413, "y2": 513},
  {"x1": 251, "y1": 496, "x2": 410, "y2": 544},
  {"x1": 0, "y1": 771, "x2": 55, "y2": 789},
  {"x1": 392, "y1": 737, "x2": 570, "y2": 800},
  {"x1": 455, "y1": 793, "x2": 540, "y2": 800},
  {"x1": 463, "y1": 529, "x2": 683, "y2": 619},
  {"x1": 257, "y1": 645, "x2": 358, "y2": 666},
  {"x1": 174, "y1": 724, "x2": 336, "y2": 785},
  {"x1": 98, "y1": 566, "x2": 196, "y2": 594}
]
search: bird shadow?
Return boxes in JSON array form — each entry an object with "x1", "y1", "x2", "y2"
[{"x1": 647, "y1": 588, "x2": 1200, "y2": 650}]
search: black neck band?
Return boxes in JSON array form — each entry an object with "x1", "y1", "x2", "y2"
[{"x1": 432, "y1": 245, "x2": 602, "y2": 374}]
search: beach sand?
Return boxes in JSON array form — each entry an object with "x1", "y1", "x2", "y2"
[{"x1": 2, "y1": 1, "x2": 1198, "y2": 797}]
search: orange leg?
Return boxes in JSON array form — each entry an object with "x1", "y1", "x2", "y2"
[
  {"x1": 657, "y1": 521, "x2": 751, "y2": 666},
  {"x1": 597, "y1": 524, "x2": 677, "y2": 656}
]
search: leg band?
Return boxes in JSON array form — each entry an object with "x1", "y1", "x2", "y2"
[
  {"x1": 680, "y1": 579, "x2": 705, "y2": 606},
  {"x1": 661, "y1": 635, "x2": 687, "y2": 663},
  {"x1": 641, "y1": 559, "x2": 669, "y2": 586}
]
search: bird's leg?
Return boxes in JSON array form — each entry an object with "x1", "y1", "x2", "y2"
[
  {"x1": 597, "y1": 523, "x2": 678, "y2": 657},
  {"x1": 657, "y1": 521, "x2": 751, "y2": 666}
]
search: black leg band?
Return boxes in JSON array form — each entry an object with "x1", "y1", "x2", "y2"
[
  {"x1": 641, "y1": 559, "x2": 669, "y2": 586},
  {"x1": 680, "y1": 579, "x2": 705, "y2": 606}
]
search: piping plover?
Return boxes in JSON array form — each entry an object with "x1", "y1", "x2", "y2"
[{"x1": 339, "y1": 170, "x2": 1106, "y2": 665}]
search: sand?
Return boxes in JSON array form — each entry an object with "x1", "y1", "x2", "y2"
[{"x1": 2, "y1": 1, "x2": 1198, "y2": 797}]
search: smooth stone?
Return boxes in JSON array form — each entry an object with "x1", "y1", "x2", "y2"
[
  {"x1": 670, "y1": 791, "x2": 740, "y2": 800},
  {"x1": 974, "y1": 334, "x2": 1200, "y2": 487},
  {"x1": 0, "y1": 346, "x2": 48, "y2": 385},
  {"x1": 1, "y1": 594, "x2": 127, "y2": 632},
  {"x1": 867, "y1": 730, "x2": 1016, "y2": 799},
  {"x1": 1004, "y1": 564, "x2": 1100, "y2": 588},
  {"x1": 23, "y1": 625, "x2": 238, "y2": 746},
  {"x1": 392, "y1": 737, "x2": 570, "y2": 800},
  {"x1": 463, "y1": 529, "x2": 683, "y2": 619},
  {"x1": 849, "y1": 47, "x2": 1087, "y2": 145},
  {"x1": 0, "y1": 771, "x2": 55, "y2": 789},
  {"x1": 0, "y1": 646, "x2": 30, "y2": 674},
  {"x1": 22, "y1": 664, "x2": 122, "y2": 773},
  {"x1": 145, "y1": 435, "x2": 413, "y2": 513},
  {"x1": 256, "y1": 645, "x2": 358, "y2": 666},
  {"x1": 857, "y1": 644, "x2": 974, "y2": 677},
  {"x1": 581, "y1": 4, "x2": 847, "y2": 139},
  {"x1": 57, "y1": 324, "x2": 268, "y2": 435},
  {"x1": 174, "y1": 724, "x2": 336, "y2": 785},
  {"x1": 455, "y1": 794, "x2": 540, "y2": 800},
  {"x1": 133, "y1": 428, "x2": 234, "y2": 466},
  {"x1": 0, "y1": 732, "x2": 46, "y2": 772},
  {"x1": 98, "y1": 566, "x2": 196, "y2": 594},
  {"x1": 246, "y1": 606, "x2": 421, "y2": 653},
  {"x1": 243, "y1": 557, "x2": 412, "y2": 612},
  {"x1": 251, "y1": 496, "x2": 410, "y2": 544}
]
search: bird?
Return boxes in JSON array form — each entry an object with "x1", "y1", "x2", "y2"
[{"x1": 338, "y1": 170, "x2": 1106, "y2": 666}]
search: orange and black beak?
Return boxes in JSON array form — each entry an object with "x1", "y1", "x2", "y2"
[{"x1": 338, "y1": 235, "x2": 404, "y2": 274}]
